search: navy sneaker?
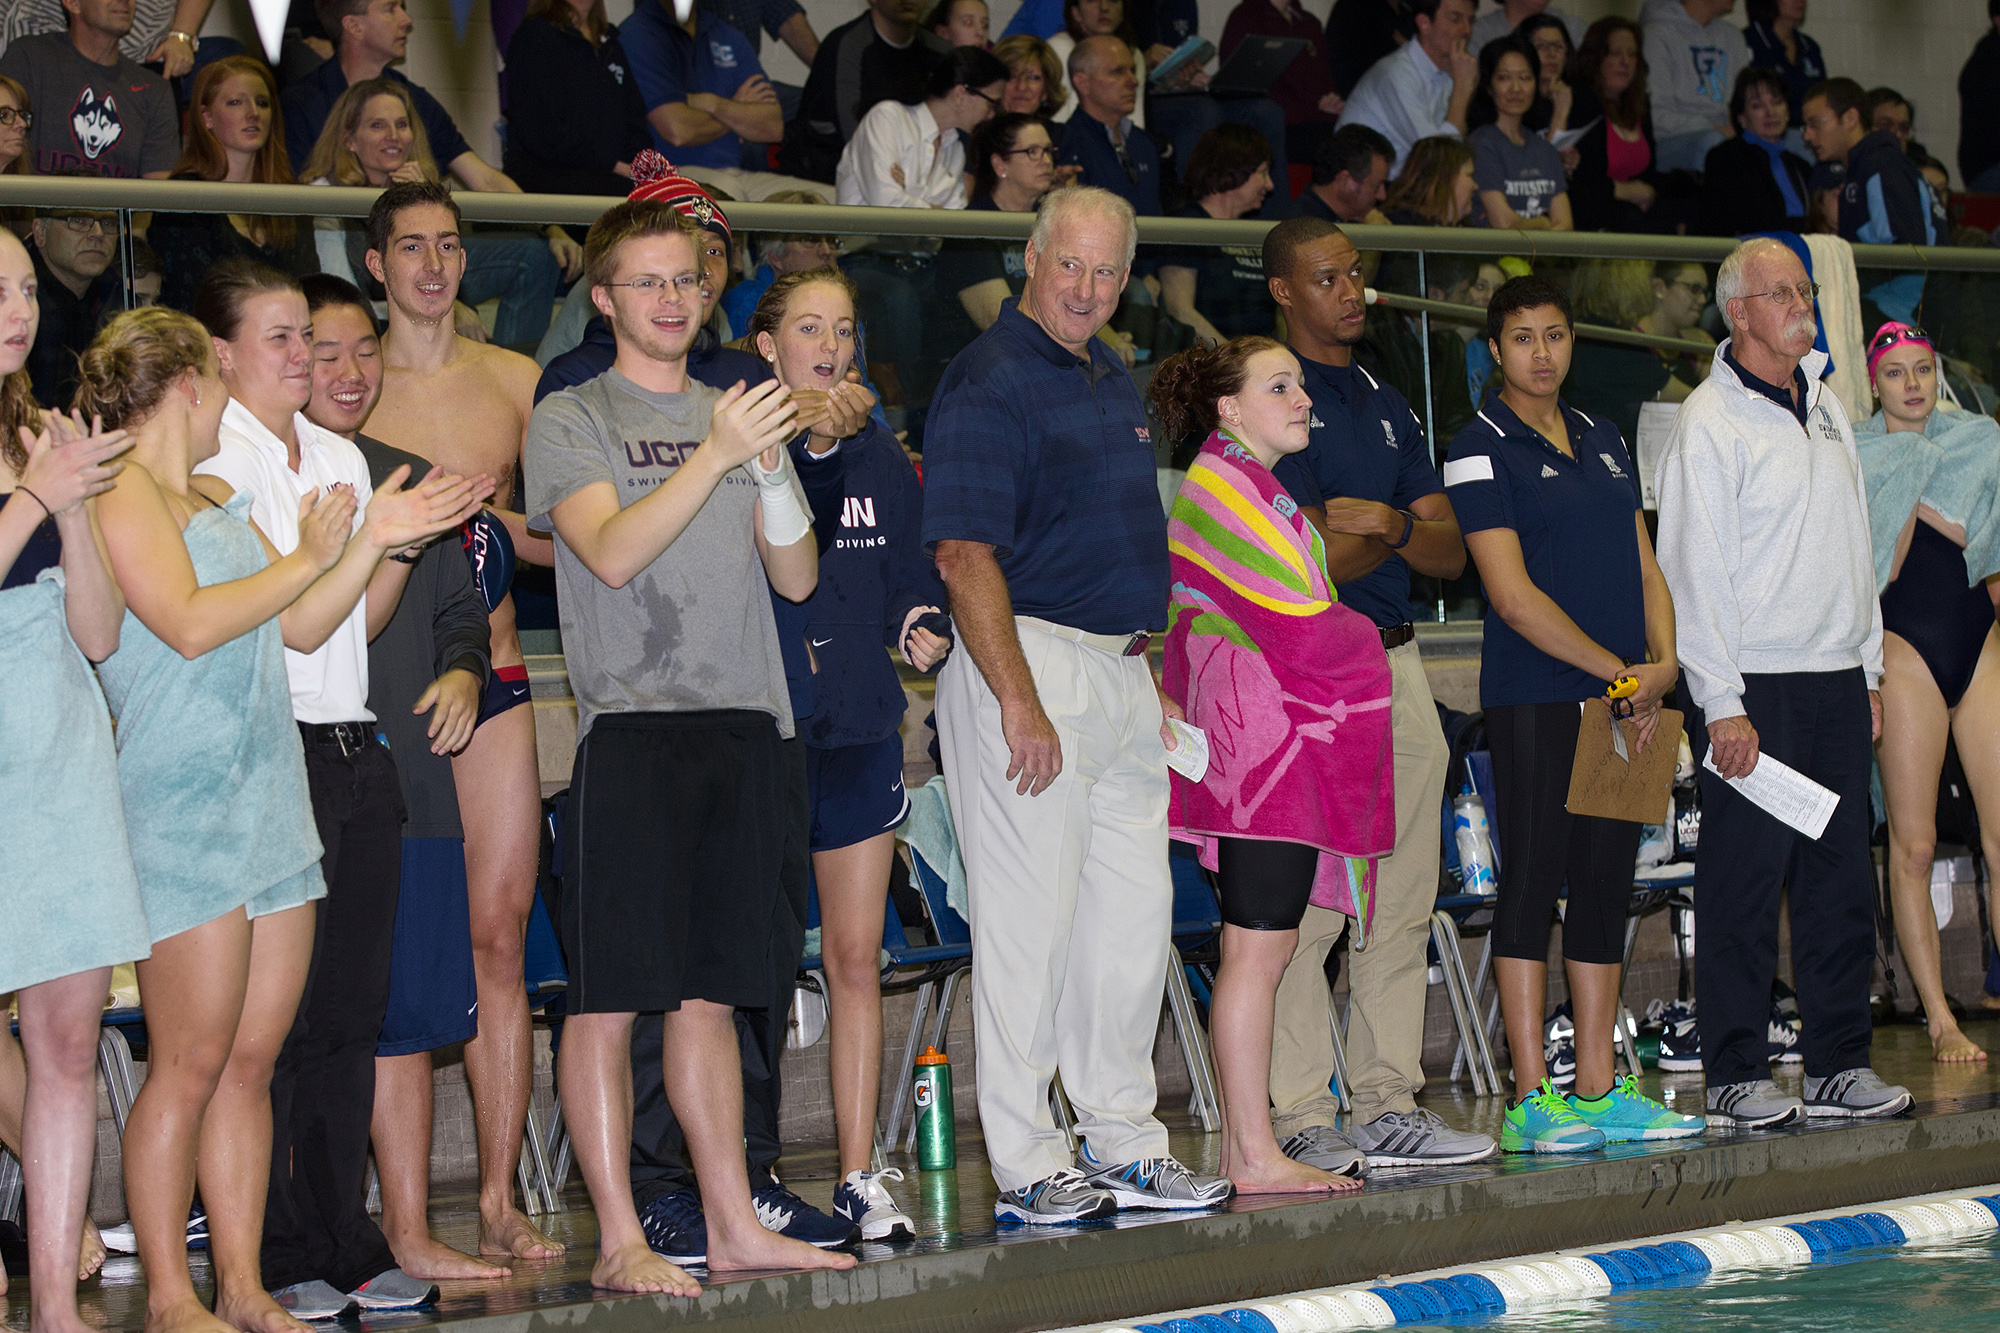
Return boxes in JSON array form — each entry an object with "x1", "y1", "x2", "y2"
[
  {"x1": 636, "y1": 1190, "x2": 706, "y2": 1265},
  {"x1": 752, "y1": 1183, "x2": 861, "y2": 1248}
]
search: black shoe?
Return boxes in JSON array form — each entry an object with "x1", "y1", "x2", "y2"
[{"x1": 637, "y1": 1190, "x2": 707, "y2": 1265}]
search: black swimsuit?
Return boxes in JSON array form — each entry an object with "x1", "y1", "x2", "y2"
[
  {"x1": 1, "y1": 489, "x2": 61, "y2": 588},
  {"x1": 1880, "y1": 519, "x2": 1997, "y2": 708}
]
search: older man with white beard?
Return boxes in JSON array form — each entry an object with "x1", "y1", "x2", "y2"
[{"x1": 1654, "y1": 236, "x2": 1911, "y2": 1130}]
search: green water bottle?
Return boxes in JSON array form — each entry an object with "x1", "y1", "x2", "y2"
[{"x1": 913, "y1": 1045, "x2": 956, "y2": 1171}]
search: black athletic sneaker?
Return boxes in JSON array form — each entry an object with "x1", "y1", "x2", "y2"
[
  {"x1": 752, "y1": 1183, "x2": 861, "y2": 1248},
  {"x1": 637, "y1": 1190, "x2": 706, "y2": 1265}
]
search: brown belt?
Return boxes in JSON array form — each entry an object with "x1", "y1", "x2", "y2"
[{"x1": 1380, "y1": 622, "x2": 1416, "y2": 650}]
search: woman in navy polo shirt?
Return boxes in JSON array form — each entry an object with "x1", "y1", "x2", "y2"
[{"x1": 1443, "y1": 276, "x2": 1700, "y2": 1154}]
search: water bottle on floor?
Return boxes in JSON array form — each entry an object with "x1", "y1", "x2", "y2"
[
  {"x1": 914, "y1": 1046, "x2": 957, "y2": 1171},
  {"x1": 1453, "y1": 789, "x2": 1496, "y2": 896}
]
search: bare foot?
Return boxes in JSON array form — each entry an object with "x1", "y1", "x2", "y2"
[
  {"x1": 213, "y1": 1287, "x2": 313, "y2": 1333},
  {"x1": 1977, "y1": 993, "x2": 2000, "y2": 1012},
  {"x1": 150, "y1": 1292, "x2": 254, "y2": 1333},
  {"x1": 706, "y1": 1226, "x2": 858, "y2": 1274},
  {"x1": 590, "y1": 1241, "x2": 700, "y2": 1296},
  {"x1": 1932, "y1": 1025, "x2": 1988, "y2": 1063},
  {"x1": 27, "y1": 1306, "x2": 101, "y2": 1333},
  {"x1": 79, "y1": 1219, "x2": 107, "y2": 1281},
  {"x1": 478, "y1": 1208, "x2": 565, "y2": 1260},
  {"x1": 1226, "y1": 1157, "x2": 1356, "y2": 1196},
  {"x1": 389, "y1": 1233, "x2": 511, "y2": 1280}
]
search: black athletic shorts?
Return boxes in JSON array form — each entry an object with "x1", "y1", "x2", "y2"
[{"x1": 561, "y1": 709, "x2": 788, "y2": 1013}]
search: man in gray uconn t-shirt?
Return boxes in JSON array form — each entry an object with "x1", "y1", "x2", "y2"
[{"x1": 523, "y1": 201, "x2": 851, "y2": 1293}]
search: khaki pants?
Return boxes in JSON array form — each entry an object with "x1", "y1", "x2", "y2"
[
  {"x1": 1269, "y1": 640, "x2": 1450, "y2": 1130},
  {"x1": 937, "y1": 621, "x2": 1173, "y2": 1192}
]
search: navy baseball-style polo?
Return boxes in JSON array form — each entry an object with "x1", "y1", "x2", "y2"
[
  {"x1": 1270, "y1": 355, "x2": 1444, "y2": 630},
  {"x1": 1443, "y1": 391, "x2": 1647, "y2": 708},
  {"x1": 921, "y1": 299, "x2": 1169, "y2": 636}
]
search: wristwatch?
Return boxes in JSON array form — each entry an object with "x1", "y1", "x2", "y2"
[
  {"x1": 1387, "y1": 508, "x2": 1416, "y2": 550},
  {"x1": 167, "y1": 30, "x2": 199, "y2": 52}
]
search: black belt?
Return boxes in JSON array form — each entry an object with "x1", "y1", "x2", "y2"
[
  {"x1": 1380, "y1": 622, "x2": 1416, "y2": 650},
  {"x1": 299, "y1": 720, "x2": 373, "y2": 756}
]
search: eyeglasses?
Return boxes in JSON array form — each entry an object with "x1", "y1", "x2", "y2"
[
  {"x1": 1004, "y1": 143, "x2": 1056, "y2": 162},
  {"x1": 601, "y1": 273, "x2": 702, "y2": 297},
  {"x1": 1738, "y1": 281, "x2": 1821, "y2": 308},
  {"x1": 1670, "y1": 278, "x2": 1709, "y2": 302},
  {"x1": 49, "y1": 213, "x2": 115, "y2": 234},
  {"x1": 0, "y1": 108, "x2": 33, "y2": 128},
  {"x1": 967, "y1": 86, "x2": 1003, "y2": 110}
]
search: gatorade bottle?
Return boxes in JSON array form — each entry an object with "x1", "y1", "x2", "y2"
[
  {"x1": 1453, "y1": 789, "x2": 1496, "y2": 896},
  {"x1": 913, "y1": 1045, "x2": 956, "y2": 1171}
]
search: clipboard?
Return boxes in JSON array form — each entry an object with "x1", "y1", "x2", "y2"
[{"x1": 1565, "y1": 698, "x2": 1681, "y2": 824}]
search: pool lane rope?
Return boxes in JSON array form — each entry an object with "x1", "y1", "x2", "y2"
[{"x1": 1062, "y1": 1186, "x2": 2000, "y2": 1332}]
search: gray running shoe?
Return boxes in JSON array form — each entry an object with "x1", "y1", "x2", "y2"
[
  {"x1": 1705, "y1": 1078, "x2": 1804, "y2": 1129},
  {"x1": 1351, "y1": 1108, "x2": 1498, "y2": 1167},
  {"x1": 348, "y1": 1268, "x2": 440, "y2": 1310},
  {"x1": 993, "y1": 1168, "x2": 1117, "y2": 1225},
  {"x1": 1280, "y1": 1124, "x2": 1368, "y2": 1178},
  {"x1": 1803, "y1": 1067, "x2": 1913, "y2": 1119},
  {"x1": 1076, "y1": 1143, "x2": 1235, "y2": 1211},
  {"x1": 271, "y1": 1281, "x2": 356, "y2": 1321}
]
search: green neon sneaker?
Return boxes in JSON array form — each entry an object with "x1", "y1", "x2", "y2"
[
  {"x1": 1567, "y1": 1075, "x2": 1706, "y2": 1143},
  {"x1": 1502, "y1": 1079, "x2": 1606, "y2": 1154}
]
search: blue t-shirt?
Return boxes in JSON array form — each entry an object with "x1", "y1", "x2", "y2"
[
  {"x1": 1057, "y1": 114, "x2": 1163, "y2": 217},
  {"x1": 1443, "y1": 392, "x2": 1647, "y2": 708},
  {"x1": 921, "y1": 299, "x2": 1168, "y2": 635},
  {"x1": 1270, "y1": 356, "x2": 1443, "y2": 631},
  {"x1": 620, "y1": 2, "x2": 768, "y2": 170}
]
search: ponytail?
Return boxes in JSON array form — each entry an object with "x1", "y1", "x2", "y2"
[{"x1": 1147, "y1": 335, "x2": 1283, "y2": 447}]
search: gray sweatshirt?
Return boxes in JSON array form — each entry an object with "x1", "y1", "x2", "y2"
[
  {"x1": 1641, "y1": 0, "x2": 1752, "y2": 140},
  {"x1": 1654, "y1": 343, "x2": 1884, "y2": 724}
]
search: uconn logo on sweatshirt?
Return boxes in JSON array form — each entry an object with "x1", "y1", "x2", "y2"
[
  {"x1": 836, "y1": 494, "x2": 887, "y2": 550},
  {"x1": 621, "y1": 439, "x2": 754, "y2": 489}
]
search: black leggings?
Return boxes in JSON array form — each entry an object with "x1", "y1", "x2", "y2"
[
  {"x1": 1215, "y1": 837, "x2": 1320, "y2": 931},
  {"x1": 1485, "y1": 703, "x2": 1641, "y2": 966}
]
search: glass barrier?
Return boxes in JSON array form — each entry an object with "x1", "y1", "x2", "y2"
[{"x1": 5, "y1": 175, "x2": 1998, "y2": 633}]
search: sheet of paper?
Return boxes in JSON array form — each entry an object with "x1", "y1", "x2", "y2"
[
  {"x1": 1634, "y1": 401, "x2": 1680, "y2": 509},
  {"x1": 1549, "y1": 117, "x2": 1601, "y2": 152},
  {"x1": 1164, "y1": 718, "x2": 1210, "y2": 783},
  {"x1": 1701, "y1": 751, "x2": 1839, "y2": 840}
]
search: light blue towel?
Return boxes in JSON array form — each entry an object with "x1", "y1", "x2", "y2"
[
  {"x1": 1855, "y1": 407, "x2": 2000, "y2": 594},
  {"x1": 897, "y1": 775, "x2": 969, "y2": 925},
  {"x1": 0, "y1": 570, "x2": 151, "y2": 992}
]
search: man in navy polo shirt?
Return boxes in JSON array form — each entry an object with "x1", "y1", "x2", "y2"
[
  {"x1": 1258, "y1": 216, "x2": 1496, "y2": 1173},
  {"x1": 924, "y1": 186, "x2": 1231, "y2": 1225},
  {"x1": 622, "y1": 0, "x2": 783, "y2": 172},
  {"x1": 1057, "y1": 37, "x2": 1162, "y2": 216}
]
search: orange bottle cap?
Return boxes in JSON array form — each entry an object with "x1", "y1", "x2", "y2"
[{"x1": 915, "y1": 1045, "x2": 949, "y2": 1065}]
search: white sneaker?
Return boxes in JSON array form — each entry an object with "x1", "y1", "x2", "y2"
[{"x1": 831, "y1": 1167, "x2": 915, "y2": 1241}]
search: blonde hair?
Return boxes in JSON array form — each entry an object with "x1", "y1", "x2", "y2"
[
  {"x1": 72, "y1": 307, "x2": 216, "y2": 430},
  {"x1": 1570, "y1": 259, "x2": 1655, "y2": 329},
  {"x1": 0, "y1": 75, "x2": 31, "y2": 177},
  {"x1": 301, "y1": 78, "x2": 439, "y2": 187},
  {"x1": 993, "y1": 34, "x2": 1068, "y2": 115}
]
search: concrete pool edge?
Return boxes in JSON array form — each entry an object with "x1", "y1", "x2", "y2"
[{"x1": 411, "y1": 1103, "x2": 2000, "y2": 1333}]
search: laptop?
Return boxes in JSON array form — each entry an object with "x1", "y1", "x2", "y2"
[{"x1": 1206, "y1": 35, "x2": 1308, "y2": 96}]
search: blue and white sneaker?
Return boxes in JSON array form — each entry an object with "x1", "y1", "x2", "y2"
[
  {"x1": 1649, "y1": 998, "x2": 1703, "y2": 1073},
  {"x1": 636, "y1": 1190, "x2": 706, "y2": 1265},
  {"x1": 993, "y1": 1168, "x2": 1116, "y2": 1225},
  {"x1": 1076, "y1": 1142, "x2": 1234, "y2": 1211},
  {"x1": 752, "y1": 1182, "x2": 861, "y2": 1248},
  {"x1": 101, "y1": 1206, "x2": 207, "y2": 1254},
  {"x1": 831, "y1": 1168, "x2": 915, "y2": 1241}
]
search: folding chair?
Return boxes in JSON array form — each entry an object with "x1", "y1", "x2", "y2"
[
  {"x1": 861, "y1": 847, "x2": 975, "y2": 1155},
  {"x1": 1, "y1": 1007, "x2": 148, "y2": 1223},
  {"x1": 514, "y1": 796, "x2": 572, "y2": 1216},
  {"x1": 1165, "y1": 851, "x2": 1225, "y2": 1133},
  {"x1": 1435, "y1": 749, "x2": 1504, "y2": 1095}
]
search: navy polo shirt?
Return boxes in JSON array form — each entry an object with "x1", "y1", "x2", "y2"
[
  {"x1": 1443, "y1": 392, "x2": 1646, "y2": 708},
  {"x1": 1271, "y1": 355, "x2": 1442, "y2": 630},
  {"x1": 921, "y1": 299, "x2": 1168, "y2": 635},
  {"x1": 622, "y1": 3, "x2": 768, "y2": 169},
  {"x1": 1057, "y1": 114, "x2": 1162, "y2": 217},
  {"x1": 1723, "y1": 348, "x2": 1809, "y2": 428}
]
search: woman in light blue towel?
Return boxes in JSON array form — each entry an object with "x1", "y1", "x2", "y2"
[
  {"x1": 85, "y1": 306, "x2": 458, "y2": 1333},
  {"x1": 0, "y1": 224, "x2": 152, "y2": 1333}
]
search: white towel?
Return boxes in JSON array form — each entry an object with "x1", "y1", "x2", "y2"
[{"x1": 1804, "y1": 232, "x2": 1870, "y2": 423}]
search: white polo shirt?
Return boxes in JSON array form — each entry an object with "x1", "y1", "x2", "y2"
[{"x1": 194, "y1": 398, "x2": 375, "y2": 725}]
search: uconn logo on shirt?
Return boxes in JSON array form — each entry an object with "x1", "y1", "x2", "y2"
[
  {"x1": 836, "y1": 494, "x2": 887, "y2": 549},
  {"x1": 622, "y1": 440, "x2": 753, "y2": 488}
]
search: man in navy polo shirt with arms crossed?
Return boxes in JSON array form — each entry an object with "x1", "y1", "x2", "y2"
[
  {"x1": 924, "y1": 185, "x2": 1234, "y2": 1225},
  {"x1": 1259, "y1": 215, "x2": 1497, "y2": 1174}
]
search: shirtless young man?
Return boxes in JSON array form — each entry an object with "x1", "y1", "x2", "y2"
[{"x1": 360, "y1": 179, "x2": 559, "y2": 1263}]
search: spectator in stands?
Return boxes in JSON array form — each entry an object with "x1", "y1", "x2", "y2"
[
  {"x1": 699, "y1": 0, "x2": 822, "y2": 73},
  {"x1": 1566, "y1": 17, "x2": 1676, "y2": 234},
  {"x1": 1381, "y1": 133, "x2": 1476, "y2": 222},
  {"x1": 1742, "y1": 0, "x2": 1821, "y2": 129},
  {"x1": 1958, "y1": 1, "x2": 2000, "y2": 193},
  {"x1": 0, "y1": 75, "x2": 32, "y2": 178},
  {"x1": 128, "y1": 237, "x2": 161, "y2": 304},
  {"x1": 1438, "y1": 253, "x2": 1504, "y2": 402},
  {"x1": 1640, "y1": 259, "x2": 1716, "y2": 384},
  {"x1": 1513, "y1": 13, "x2": 1570, "y2": 135},
  {"x1": 835, "y1": 45, "x2": 1008, "y2": 207},
  {"x1": 1326, "y1": 0, "x2": 1416, "y2": 101},
  {"x1": 1642, "y1": 0, "x2": 1750, "y2": 173},
  {"x1": 303, "y1": 80, "x2": 575, "y2": 347},
  {"x1": 1336, "y1": 0, "x2": 1478, "y2": 172},
  {"x1": 1048, "y1": 0, "x2": 1146, "y2": 127},
  {"x1": 1863, "y1": 86, "x2": 1912, "y2": 151},
  {"x1": 502, "y1": 0, "x2": 652, "y2": 197},
  {"x1": 1445, "y1": 275, "x2": 1701, "y2": 1153},
  {"x1": 1656, "y1": 236, "x2": 1915, "y2": 1130},
  {"x1": 995, "y1": 33, "x2": 1067, "y2": 114},
  {"x1": 1802, "y1": 76, "x2": 1935, "y2": 325},
  {"x1": 1468, "y1": 37, "x2": 1572, "y2": 229},
  {"x1": 1566, "y1": 258, "x2": 1693, "y2": 445},
  {"x1": 0, "y1": 0, "x2": 175, "y2": 177},
  {"x1": 937, "y1": 113, "x2": 1051, "y2": 353},
  {"x1": 1161, "y1": 125, "x2": 1276, "y2": 345},
  {"x1": 1058, "y1": 35, "x2": 1162, "y2": 214},
  {"x1": 26, "y1": 202, "x2": 119, "y2": 407},
  {"x1": 782, "y1": 0, "x2": 950, "y2": 183},
  {"x1": 1293, "y1": 123, "x2": 1391, "y2": 223},
  {"x1": 929, "y1": 0, "x2": 990, "y2": 47},
  {"x1": 151, "y1": 58, "x2": 321, "y2": 315},
  {"x1": 1221, "y1": 0, "x2": 1344, "y2": 163},
  {"x1": 622, "y1": 0, "x2": 781, "y2": 172},
  {"x1": 0, "y1": 0, "x2": 210, "y2": 73},
  {"x1": 1469, "y1": 0, "x2": 1579, "y2": 54},
  {"x1": 1700, "y1": 66, "x2": 1810, "y2": 235},
  {"x1": 721, "y1": 188, "x2": 834, "y2": 332}
]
